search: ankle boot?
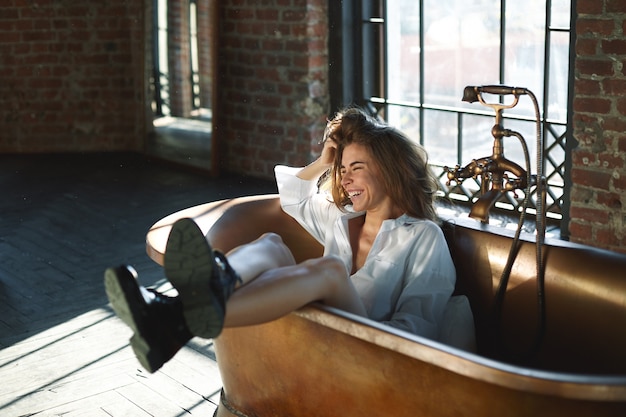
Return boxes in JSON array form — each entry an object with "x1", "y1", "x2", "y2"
[
  {"x1": 164, "y1": 218, "x2": 242, "y2": 339},
  {"x1": 104, "y1": 265, "x2": 193, "y2": 373}
]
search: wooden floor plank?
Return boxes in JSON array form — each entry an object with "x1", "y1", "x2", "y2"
[
  {"x1": 116, "y1": 381, "x2": 199, "y2": 416},
  {"x1": 0, "y1": 372, "x2": 138, "y2": 416},
  {"x1": 27, "y1": 390, "x2": 145, "y2": 417}
]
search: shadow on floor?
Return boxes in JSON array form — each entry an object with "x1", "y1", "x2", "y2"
[{"x1": 0, "y1": 152, "x2": 276, "y2": 347}]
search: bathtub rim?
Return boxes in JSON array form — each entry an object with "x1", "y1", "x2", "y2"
[{"x1": 296, "y1": 303, "x2": 626, "y2": 402}]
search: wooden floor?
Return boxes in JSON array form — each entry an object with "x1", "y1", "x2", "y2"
[{"x1": 0, "y1": 153, "x2": 275, "y2": 417}]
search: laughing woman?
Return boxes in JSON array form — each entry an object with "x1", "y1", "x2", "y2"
[{"x1": 104, "y1": 107, "x2": 472, "y2": 373}]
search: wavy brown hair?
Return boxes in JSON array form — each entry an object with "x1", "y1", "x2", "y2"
[{"x1": 321, "y1": 107, "x2": 438, "y2": 221}]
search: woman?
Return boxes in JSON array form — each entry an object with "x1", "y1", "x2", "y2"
[{"x1": 105, "y1": 107, "x2": 463, "y2": 373}]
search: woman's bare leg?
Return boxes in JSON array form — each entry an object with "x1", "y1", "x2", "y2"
[
  {"x1": 224, "y1": 232, "x2": 297, "y2": 285},
  {"x1": 168, "y1": 223, "x2": 365, "y2": 337},
  {"x1": 223, "y1": 253, "x2": 367, "y2": 327}
]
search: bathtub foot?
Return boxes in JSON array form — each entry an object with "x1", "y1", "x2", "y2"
[{"x1": 216, "y1": 389, "x2": 250, "y2": 417}]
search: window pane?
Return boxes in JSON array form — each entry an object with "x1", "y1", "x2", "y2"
[
  {"x1": 424, "y1": 109, "x2": 458, "y2": 166},
  {"x1": 548, "y1": 31, "x2": 570, "y2": 122},
  {"x1": 386, "y1": 1, "x2": 421, "y2": 104},
  {"x1": 461, "y1": 114, "x2": 494, "y2": 166},
  {"x1": 504, "y1": 1, "x2": 546, "y2": 118},
  {"x1": 423, "y1": 0, "x2": 500, "y2": 107},
  {"x1": 551, "y1": 0, "x2": 571, "y2": 28},
  {"x1": 387, "y1": 105, "x2": 421, "y2": 144}
]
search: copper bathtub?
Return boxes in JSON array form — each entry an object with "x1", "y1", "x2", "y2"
[{"x1": 146, "y1": 194, "x2": 626, "y2": 417}]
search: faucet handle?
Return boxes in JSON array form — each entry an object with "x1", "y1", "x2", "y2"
[
  {"x1": 443, "y1": 165, "x2": 461, "y2": 186},
  {"x1": 503, "y1": 173, "x2": 524, "y2": 193}
]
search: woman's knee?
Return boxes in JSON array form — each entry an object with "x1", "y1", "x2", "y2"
[
  {"x1": 255, "y1": 232, "x2": 296, "y2": 266},
  {"x1": 306, "y1": 256, "x2": 348, "y2": 285},
  {"x1": 257, "y1": 232, "x2": 282, "y2": 243},
  {"x1": 304, "y1": 256, "x2": 362, "y2": 311}
]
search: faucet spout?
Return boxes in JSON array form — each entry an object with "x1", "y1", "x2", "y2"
[{"x1": 469, "y1": 189, "x2": 502, "y2": 223}]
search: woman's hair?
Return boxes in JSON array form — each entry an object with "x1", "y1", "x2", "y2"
[{"x1": 321, "y1": 106, "x2": 439, "y2": 221}]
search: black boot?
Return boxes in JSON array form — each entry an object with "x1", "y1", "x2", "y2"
[
  {"x1": 164, "y1": 218, "x2": 242, "y2": 339},
  {"x1": 104, "y1": 265, "x2": 193, "y2": 373}
]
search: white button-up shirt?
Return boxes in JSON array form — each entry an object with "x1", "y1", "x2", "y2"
[{"x1": 275, "y1": 165, "x2": 457, "y2": 340}]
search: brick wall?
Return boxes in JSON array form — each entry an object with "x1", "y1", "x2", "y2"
[
  {"x1": 217, "y1": 0, "x2": 329, "y2": 176},
  {"x1": 0, "y1": 1, "x2": 146, "y2": 152},
  {"x1": 570, "y1": 0, "x2": 626, "y2": 253}
]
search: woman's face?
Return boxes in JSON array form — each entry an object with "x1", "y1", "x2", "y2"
[{"x1": 340, "y1": 143, "x2": 393, "y2": 214}]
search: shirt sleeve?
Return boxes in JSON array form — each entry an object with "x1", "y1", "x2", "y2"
[
  {"x1": 274, "y1": 165, "x2": 341, "y2": 245},
  {"x1": 381, "y1": 223, "x2": 456, "y2": 339}
]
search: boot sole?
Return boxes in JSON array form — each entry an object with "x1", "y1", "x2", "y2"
[
  {"x1": 104, "y1": 267, "x2": 165, "y2": 373},
  {"x1": 164, "y1": 218, "x2": 225, "y2": 339}
]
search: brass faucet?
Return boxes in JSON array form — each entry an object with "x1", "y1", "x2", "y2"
[
  {"x1": 445, "y1": 85, "x2": 548, "y2": 359},
  {"x1": 444, "y1": 86, "x2": 530, "y2": 223}
]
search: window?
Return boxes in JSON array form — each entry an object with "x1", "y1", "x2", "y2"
[
  {"x1": 152, "y1": 0, "x2": 210, "y2": 118},
  {"x1": 330, "y1": 0, "x2": 574, "y2": 235},
  {"x1": 148, "y1": 0, "x2": 217, "y2": 173}
]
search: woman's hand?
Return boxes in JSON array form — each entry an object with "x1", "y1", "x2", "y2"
[
  {"x1": 318, "y1": 137, "x2": 338, "y2": 167},
  {"x1": 297, "y1": 138, "x2": 338, "y2": 181}
]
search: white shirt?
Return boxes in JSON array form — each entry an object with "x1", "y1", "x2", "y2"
[{"x1": 275, "y1": 165, "x2": 457, "y2": 340}]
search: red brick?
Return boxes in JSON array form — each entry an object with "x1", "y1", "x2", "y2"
[
  {"x1": 0, "y1": 31, "x2": 20, "y2": 42},
  {"x1": 607, "y1": 0, "x2": 626, "y2": 13},
  {"x1": 577, "y1": 0, "x2": 604, "y2": 15},
  {"x1": 572, "y1": 149, "x2": 598, "y2": 166},
  {"x1": 577, "y1": 58, "x2": 615, "y2": 77},
  {"x1": 576, "y1": 18, "x2": 615, "y2": 37},
  {"x1": 227, "y1": 8, "x2": 254, "y2": 20},
  {"x1": 256, "y1": 9, "x2": 279, "y2": 20},
  {"x1": 308, "y1": 54, "x2": 326, "y2": 68},
  {"x1": 575, "y1": 78, "x2": 601, "y2": 95},
  {"x1": 255, "y1": 67, "x2": 281, "y2": 81},
  {"x1": 574, "y1": 113, "x2": 599, "y2": 129},
  {"x1": 307, "y1": 39, "x2": 327, "y2": 53},
  {"x1": 603, "y1": 117, "x2": 626, "y2": 132},
  {"x1": 576, "y1": 38, "x2": 598, "y2": 56},
  {"x1": 575, "y1": 129, "x2": 598, "y2": 146},
  {"x1": 571, "y1": 167, "x2": 613, "y2": 190},
  {"x1": 292, "y1": 23, "x2": 308, "y2": 37},
  {"x1": 596, "y1": 191, "x2": 623, "y2": 209},
  {"x1": 568, "y1": 220, "x2": 593, "y2": 241},
  {"x1": 573, "y1": 97, "x2": 612, "y2": 114},
  {"x1": 255, "y1": 94, "x2": 283, "y2": 108},
  {"x1": 601, "y1": 39, "x2": 626, "y2": 55},
  {"x1": 595, "y1": 226, "x2": 621, "y2": 248},
  {"x1": 570, "y1": 205, "x2": 611, "y2": 223},
  {"x1": 285, "y1": 39, "x2": 309, "y2": 53},
  {"x1": 598, "y1": 152, "x2": 624, "y2": 170},
  {"x1": 602, "y1": 79, "x2": 626, "y2": 95},
  {"x1": 261, "y1": 38, "x2": 285, "y2": 52},
  {"x1": 613, "y1": 172, "x2": 626, "y2": 191},
  {"x1": 282, "y1": 10, "x2": 306, "y2": 22},
  {"x1": 0, "y1": 8, "x2": 19, "y2": 19},
  {"x1": 267, "y1": 54, "x2": 291, "y2": 67}
]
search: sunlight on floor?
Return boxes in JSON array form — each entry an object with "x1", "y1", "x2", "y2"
[{"x1": 0, "y1": 307, "x2": 222, "y2": 416}]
